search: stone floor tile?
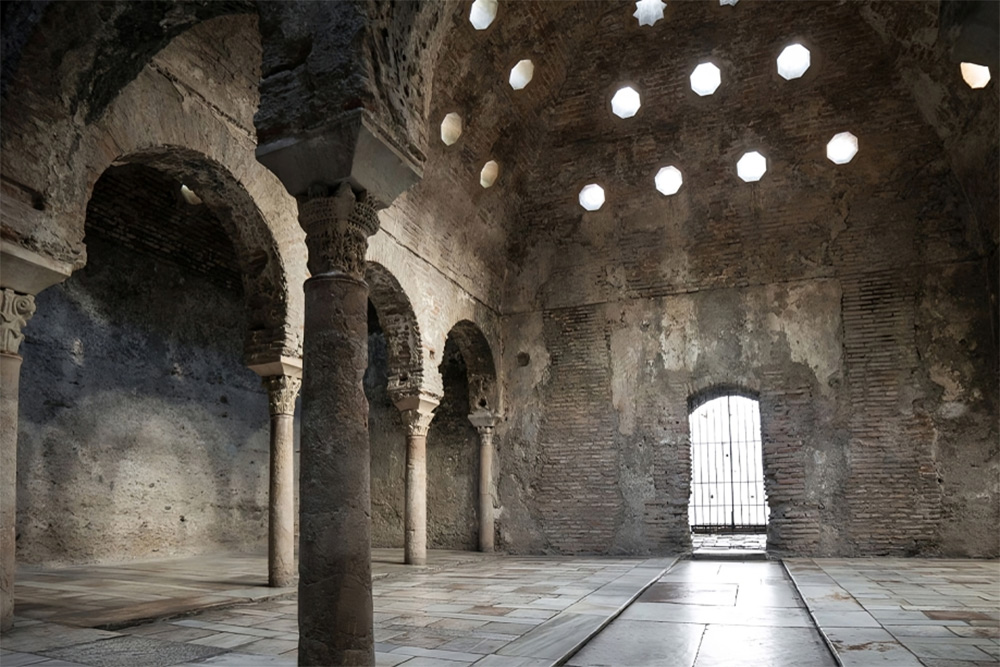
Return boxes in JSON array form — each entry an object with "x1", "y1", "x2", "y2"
[
  {"x1": 188, "y1": 631, "x2": 261, "y2": 649},
  {"x1": 0, "y1": 652, "x2": 52, "y2": 667},
  {"x1": 568, "y1": 619, "x2": 704, "y2": 667},
  {"x1": 694, "y1": 625, "x2": 835, "y2": 667},
  {"x1": 899, "y1": 639, "x2": 995, "y2": 661},
  {"x1": 40, "y1": 636, "x2": 224, "y2": 667}
]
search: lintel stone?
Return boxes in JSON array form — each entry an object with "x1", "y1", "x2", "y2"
[{"x1": 0, "y1": 241, "x2": 73, "y2": 295}]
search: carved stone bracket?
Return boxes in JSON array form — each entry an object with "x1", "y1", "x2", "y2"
[
  {"x1": 394, "y1": 393, "x2": 440, "y2": 437},
  {"x1": 299, "y1": 182, "x2": 381, "y2": 279},
  {"x1": 263, "y1": 375, "x2": 302, "y2": 416},
  {"x1": 0, "y1": 289, "x2": 36, "y2": 356}
]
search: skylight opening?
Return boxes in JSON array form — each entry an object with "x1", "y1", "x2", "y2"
[
  {"x1": 480, "y1": 160, "x2": 499, "y2": 188},
  {"x1": 736, "y1": 151, "x2": 767, "y2": 182},
  {"x1": 180, "y1": 184, "x2": 202, "y2": 205},
  {"x1": 777, "y1": 43, "x2": 811, "y2": 80},
  {"x1": 579, "y1": 184, "x2": 605, "y2": 211},
  {"x1": 611, "y1": 86, "x2": 642, "y2": 119},
  {"x1": 440, "y1": 113, "x2": 463, "y2": 146},
  {"x1": 633, "y1": 0, "x2": 666, "y2": 27},
  {"x1": 719, "y1": 0, "x2": 738, "y2": 5},
  {"x1": 960, "y1": 62, "x2": 991, "y2": 89},
  {"x1": 690, "y1": 62, "x2": 721, "y2": 96},
  {"x1": 469, "y1": 0, "x2": 498, "y2": 30},
  {"x1": 655, "y1": 166, "x2": 683, "y2": 196},
  {"x1": 826, "y1": 132, "x2": 858, "y2": 164},
  {"x1": 509, "y1": 59, "x2": 534, "y2": 90}
]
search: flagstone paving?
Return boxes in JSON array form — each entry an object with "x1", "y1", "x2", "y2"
[
  {"x1": 786, "y1": 558, "x2": 1000, "y2": 666},
  {"x1": 3, "y1": 551, "x2": 676, "y2": 666}
]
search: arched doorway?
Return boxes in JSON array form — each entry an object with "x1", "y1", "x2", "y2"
[{"x1": 688, "y1": 393, "x2": 768, "y2": 550}]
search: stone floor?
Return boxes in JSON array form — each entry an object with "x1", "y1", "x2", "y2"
[
  {"x1": 568, "y1": 559, "x2": 836, "y2": 666},
  {"x1": 2, "y1": 552, "x2": 997, "y2": 667},
  {"x1": 3, "y1": 550, "x2": 676, "y2": 666},
  {"x1": 786, "y1": 558, "x2": 1000, "y2": 667}
]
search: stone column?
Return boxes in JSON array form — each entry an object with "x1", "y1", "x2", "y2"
[
  {"x1": 393, "y1": 394, "x2": 438, "y2": 566},
  {"x1": 0, "y1": 289, "x2": 36, "y2": 631},
  {"x1": 469, "y1": 409, "x2": 500, "y2": 553},
  {"x1": 296, "y1": 182, "x2": 380, "y2": 666},
  {"x1": 263, "y1": 374, "x2": 301, "y2": 588}
]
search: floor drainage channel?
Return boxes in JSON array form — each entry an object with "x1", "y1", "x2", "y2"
[{"x1": 484, "y1": 556, "x2": 681, "y2": 667}]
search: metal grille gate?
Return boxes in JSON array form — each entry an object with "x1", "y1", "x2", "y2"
[{"x1": 688, "y1": 395, "x2": 768, "y2": 533}]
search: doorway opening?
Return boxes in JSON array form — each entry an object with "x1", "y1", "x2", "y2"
[{"x1": 688, "y1": 394, "x2": 767, "y2": 551}]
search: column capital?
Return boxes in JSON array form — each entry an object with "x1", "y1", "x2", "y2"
[
  {"x1": 394, "y1": 393, "x2": 439, "y2": 437},
  {"x1": 468, "y1": 407, "x2": 500, "y2": 435},
  {"x1": 0, "y1": 289, "x2": 36, "y2": 356},
  {"x1": 263, "y1": 375, "x2": 302, "y2": 417},
  {"x1": 299, "y1": 182, "x2": 380, "y2": 280}
]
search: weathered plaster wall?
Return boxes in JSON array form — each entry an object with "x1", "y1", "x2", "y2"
[
  {"x1": 366, "y1": 315, "x2": 406, "y2": 549},
  {"x1": 496, "y1": 1, "x2": 997, "y2": 557},
  {"x1": 16, "y1": 235, "x2": 279, "y2": 565},
  {"x1": 427, "y1": 337, "x2": 480, "y2": 550}
]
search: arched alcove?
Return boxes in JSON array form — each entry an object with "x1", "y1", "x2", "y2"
[{"x1": 16, "y1": 160, "x2": 272, "y2": 566}]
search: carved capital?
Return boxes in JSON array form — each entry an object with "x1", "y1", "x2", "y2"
[
  {"x1": 469, "y1": 407, "x2": 500, "y2": 439},
  {"x1": 299, "y1": 182, "x2": 380, "y2": 279},
  {"x1": 394, "y1": 393, "x2": 439, "y2": 437},
  {"x1": 0, "y1": 288, "x2": 36, "y2": 355},
  {"x1": 263, "y1": 375, "x2": 302, "y2": 416}
]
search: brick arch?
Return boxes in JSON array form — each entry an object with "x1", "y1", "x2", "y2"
[
  {"x1": 445, "y1": 320, "x2": 498, "y2": 413},
  {"x1": 366, "y1": 261, "x2": 425, "y2": 401},
  {"x1": 687, "y1": 383, "x2": 761, "y2": 413},
  {"x1": 86, "y1": 146, "x2": 298, "y2": 365},
  {"x1": 3, "y1": 13, "x2": 308, "y2": 366}
]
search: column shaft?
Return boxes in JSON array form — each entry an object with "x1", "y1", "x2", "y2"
[
  {"x1": 269, "y1": 411, "x2": 296, "y2": 587},
  {"x1": 1, "y1": 353, "x2": 23, "y2": 631},
  {"x1": 478, "y1": 430, "x2": 495, "y2": 553},
  {"x1": 298, "y1": 272, "x2": 373, "y2": 666},
  {"x1": 404, "y1": 433, "x2": 427, "y2": 565}
]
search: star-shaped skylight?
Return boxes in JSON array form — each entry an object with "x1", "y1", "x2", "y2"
[{"x1": 633, "y1": 0, "x2": 666, "y2": 27}]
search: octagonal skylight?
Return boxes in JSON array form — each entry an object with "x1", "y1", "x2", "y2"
[
  {"x1": 480, "y1": 160, "x2": 499, "y2": 188},
  {"x1": 509, "y1": 59, "x2": 534, "y2": 90},
  {"x1": 440, "y1": 113, "x2": 462, "y2": 146},
  {"x1": 960, "y1": 62, "x2": 991, "y2": 89},
  {"x1": 826, "y1": 132, "x2": 858, "y2": 164},
  {"x1": 655, "y1": 166, "x2": 683, "y2": 196},
  {"x1": 611, "y1": 86, "x2": 641, "y2": 119},
  {"x1": 719, "y1": 0, "x2": 738, "y2": 5},
  {"x1": 469, "y1": 0, "x2": 497, "y2": 30},
  {"x1": 736, "y1": 151, "x2": 767, "y2": 182},
  {"x1": 777, "y1": 43, "x2": 811, "y2": 80},
  {"x1": 690, "y1": 62, "x2": 721, "y2": 96},
  {"x1": 579, "y1": 184, "x2": 605, "y2": 211},
  {"x1": 633, "y1": 0, "x2": 666, "y2": 27}
]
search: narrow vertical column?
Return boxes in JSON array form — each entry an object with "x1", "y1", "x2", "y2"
[
  {"x1": 394, "y1": 395, "x2": 438, "y2": 566},
  {"x1": 0, "y1": 288, "x2": 36, "y2": 631},
  {"x1": 263, "y1": 374, "x2": 301, "y2": 588},
  {"x1": 469, "y1": 409, "x2": 500, "y2": 553},
  {"x1": 297, "y1": 182, "x2": 380, "y2": 666}
]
